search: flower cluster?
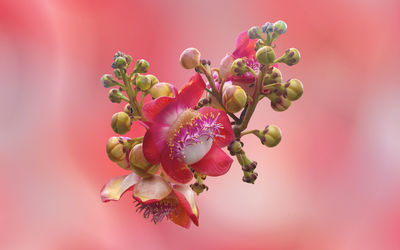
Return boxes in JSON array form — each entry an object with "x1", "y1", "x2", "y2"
[{"x1": 100, "y1": 20, "x2": 303, "y2": 228}]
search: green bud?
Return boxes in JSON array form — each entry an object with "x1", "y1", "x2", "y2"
[
  {"x1": 136, "y1": 75, "x2": 151, "y2": 91},
  {"x1": 106, "y1": 136, "x2": 127, "y2": 162},
  {"x1": 100, "y1": 74, "x2": 116, "y2": 88},
  {"x1": 125, "y1": 55, "x2": 133, "y2": 65},
  {"x1": 113, "y1": 69, "x2": 122, "y2": 80},
  {"x1": 146, "y1": 74, "x2": 159, "y2": 86},
  {"x1": 134, "y1": 59, "x2": 149, "y2": 73},
  {"x1": 271, "y1": 96, "x2": 291, "y2": 112},
  {"x1": 129, "y1": 143, "x2": 159, "y2": 177},
  {"x1": 108, "y1": 88, "x2": 124, "y2": 103},
  {"x1": 273, "y1": 20, "x2": 287, "y2": 35},
  {"x1": 222, "y1": 85, "x2": 247, "y2": 113},
  {"x1": 264, "y1": 67, "x2": 282, "y2": 85},
  {"x1": 248, "y1": 26, "x2": 263, "y2": 39},
  {"x1": 285, "y1": 79, "x2": 303, "y2": 101},
  {"x1": 255, "y1": 39, "x2": 266, "y2": 51},
  {"x1": 227, "y1": 140, "x2": 243, "y2": 155},
  {"x1": 256, "y1": 46, "x2": 276, "y2": 66},
  {"x1": 111, "y1": 112, "x2": 131, "y2": 135},
  {"x1": 231, "y1": 58, "x2": 249, "y2": 76},
  {"x1": 280, "y1": 48, "x2": 300, "y2": 66},
  {"x1": 124, "y1": 103, "x2": 134, "y2": 116},
  {"x1": 113, "y1": 56, "x2": 127, "y2": 69},
  {"x1": 259, "y1": 125, "x2": 282, "y2": 147}
]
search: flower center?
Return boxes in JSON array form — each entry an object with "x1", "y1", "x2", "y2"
[
  {"x1": 168, "y1": 109, "x2": 224, "y2": 164},
  {"x1": 135, "y1": 197, "x2": 177, "y2": 224}
]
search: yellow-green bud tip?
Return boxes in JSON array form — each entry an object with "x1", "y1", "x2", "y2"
[
  {"x1": 111, "y1": 112, "x2": 131, "y2": 135},
  {"x1": 231, "y1": 58, "x2": 249, "y2": 76},
  {"x1": 256, "y1": 46, "x2": 276, "y2": 66},
  {"x1": 282, "y1": 48, "x2": 300, "y2": 66},
  {"x1": 260, "y1": 125, "x2": 282, "y2": 147},
  {"x1": 134, "y1": 59, "x2": 149, "y2": 73},
  {"x1": 149, "y1": 82, "x2": 175, "y2": 99},
  {"x1": 223, "y1": 85, "x2": 247, "y2": 113},
  {"x1": 108, "y1": 88, "x2": 124, "y2": 103},
  {"x1": 136, "y1": 75, "x2": 151, "y2": 91},
  {"x1": 285, "y1": 79, "x2": 303, "y2": 101}
]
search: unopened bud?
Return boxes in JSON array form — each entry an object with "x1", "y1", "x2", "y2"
[
  {"x1": 129, "y1": 143, "x2": 158, "y2": 177},
  {"x1": 134, "y1": 59, "x2": 149, "y2": 73},
  {"x1": 136, "y1": 75, "x2": 151, "y2": 91},
  {"x1": 146, "y1": 74, "x2": 159, "y2": 86},
  {"x1": 271, "y1": 96, "x2": 291, "y2": 112},
  {"x1": 223, "y1": 85, "x2": 247, "y2": 113},
  {"x1": 285, "y1": 79, "x2": 303, "y2": 101},
  {"x1": 259, "y1": 125, "x2": 282, "y2": 147},
  {"x1": 108, "y1": 88, "x2": 124, "y2": 103},
  {"x1": 106, "y1": 136, "x2": 127, "y2": 162},
  {"x1": 256, "y1": 46, "x2": 276, "y2": 66},
  {"x1": 100, "y1": 74, "x2": 116, "y2": 88},
  {"x1": 180, "y1": 48, "x2": 201, "y2": 69},
  {"x1": 113, "y1": 69, "x2": 122, "y2": 80},
  {"x1": 231, "y1": 58, "x2": 249, "y2": 76},
  {"x1": 264, "y1": 67, "x2": 282, "y2": 85},
  {"x1": 281, "y1": 48, "x2": 300, "y2": 66},
  {"x1": 248, "y1": 26, "x2": 263, "y2": 39},
  {"x1": 112, "y1": 56, "x2": 127, "y2": 69},
  {"x1": 111, "y1": 112, "x2": 131, "y2": 135},
  {"x1": 227, "y1": 140, "x2": 243, "y2": 155},
  {"x1": 124, "y1": 103, "x2": 134, "y2": 116},
  {"x1": 262, "y1": 22, "x2": 274, "y2": 33},
  {"x1": 273, "y1": 20, "x2": 287, "y2": 35},
  {"x1": 255, "y1": 39, "x2": 266, "y2": 51},
  {"x1": 149, "y1": 82, "x2": 176, "y2": 98}
]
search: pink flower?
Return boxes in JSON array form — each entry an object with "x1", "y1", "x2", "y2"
[
  {"x1": 100, "y1": 173, "x2": 199, "y2": 228},
  {"x1": 141, "y1": 73, "x2": 235, "y2": 184},
  {"x1": 219, "y1": 31, "x2": 260, "y2": 95}
]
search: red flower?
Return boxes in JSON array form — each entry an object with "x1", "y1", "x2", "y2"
[
  {"x1": 141, "y1": 73, "x2": 235, "y2": 184},
  {"x1": 100, "y1": 173, "x2": 199, "y2": 228}
]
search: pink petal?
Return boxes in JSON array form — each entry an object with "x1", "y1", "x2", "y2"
[
  {"x1": 197, "y1": 106, "x2": 235, "y2": 147},
  {"x1": 176, "y1": 73, "x2": 206, "y2": 108},
  {"x1": 232, "y1": 31, "x2": 257, "y2": 59},
  {"x1": 219, "y1": 53, "x2": 234, "y2": 80},
  {"x1": 132, "y1": 175, "x2": 172, "y2": 204},
  {"x1": 100, "y1": 172, "x2": 140, "y2": 202},
  {"x1": 142, "y1": 96, "x2": 175, "y2": 122},
  {"x1": 190, "y1": 144, "x2": 233, "y2": 177},
  {"x1": 142, "y1": 124, "x2": 169, "y2": 164},
  {"x1": 173, "y1": 184, "x2": 199, "y2": 226},
  {"x1": 160, "y1": 148, "x2": 193, "y2": 184}
]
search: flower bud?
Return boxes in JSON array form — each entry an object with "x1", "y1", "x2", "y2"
[
  {"x1": 113, "y1": 69, "x2": 122, "y2": 80},
  {"x1": 112, "y1": 56, "x2": 127, "y2": 69},
  {"x1": 129, "y1": 144, "x2": 151, "y2": 170},
  {"x1": 111, "y1": 112, "x2": 131, "y2": 135},
  {"x1": 281, "y1": 48, "x2": 300, "y2": 66},
  {"x1": 106, "y1": 136, "x2": 127, "y2": 162},
  {"x1": 124, "y1": 103, "x2": 134, "y2": 116},
  {"x1": 180, "y1": 48, "x2": 201, "y2": 69},
  {"x1": 134, "y1": 59, "x2": 149, "y2": 73},
  {"x1": 146, "y1": 74, "x2": 159, "y2": 86},
  {"x1": 255, "y1": 39, "x2": 266, "y2": 51},
  {"x1": 136, "y1": 75, "x2": 151, "y2": 91},
  {"x1": 248, "y1": 26, "x2": 263, "y2": 39},
  {"x1": 219, "y1": 54, "x2": 234, "y2": 80},
  {"x1": 100, "y1": 74, "x2": 116, "y2": 88},
  {"x1": 273, "y1": 20, "x2": 287, "y2": 35},
  {"x1": 271, "y1": 96, "x2": 291, "y2": 112},
  {"x1": 149, "y1": 82, "x2": 176, "y2": 98},
  {"x1": 256, "y1": 46, "x2": 276, "y2": 66},
  {"x1": 227, "y1": 140, "x2": 243, "y2": 155},
  {"x1": 259, "y1": 125, "x2": 282, "y2": 147},
  {"x1": 223, "y1": 85, "x2": 247, "y2": 113},
  {"x1": 262, "y1": 22, "x2": 274, "y2": 33},
  {"x1": 108, "y1": 88, "x2": 124, "y2": 103},
  {"x1": 231, "y1": 58, "x2": 249, "y2": 76},
  {"x1": 264, "y1": 67, "x2": 282, "y2": 85},
  {"x1": 125, "y1": 55, "x2": 133, "y2": 65},
  {"x1": 285, "y1": 79, "x2": 303, "y2": 101}
]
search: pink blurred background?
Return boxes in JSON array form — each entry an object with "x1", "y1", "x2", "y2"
[{"x1": 1, "y1": 0, "x2": 400, "y2": 249}]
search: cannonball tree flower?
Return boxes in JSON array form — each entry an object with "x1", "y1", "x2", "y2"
[
  {"x1": 141, "y1": 73, "x2": 235, "y2": 184},
  {"x1": 100, "y1": 172, "x2": 199, "y2": 228}
]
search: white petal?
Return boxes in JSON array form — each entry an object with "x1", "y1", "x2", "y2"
[{"x1": 182, "y1": 136, "x2": 212, "y2": 165}]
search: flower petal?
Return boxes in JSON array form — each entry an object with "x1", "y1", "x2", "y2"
[
  {"x1": 197, "y1": 106, "x2": 235, "y2": 147},
  {"x1": 170, "y1": 203, "x2": 192, "y2": 229},
  {"x1": 132, "y1": 175, "x2": 172, "y2": 204},
  {"x1": 143, "y1": 123, "x2": 169, "y2": 164},
  {"x1": 177, "y1": 73, "x2": 206, "y2": 108},
  {"x1": 232, "y1": 31, "x2": 257, "y2": 59},
  {"x1": 142, "y1": 96, "x2": 175, "y2": 122},
  {"x1": 219, "y1": 53, "x2": 234, "y2": 80},
  {"x1": 190, "y1": 144, "x2": 233, "y2": 176},
  {"x1": 173, "y1": 184, "x2": 199, "y2": 226},
  {"x1": 160, "y1": 148, "x2": 193, "y2": 184},
  {"x1": 100, "y1": 172, "x2": 140, "y2": 202}
]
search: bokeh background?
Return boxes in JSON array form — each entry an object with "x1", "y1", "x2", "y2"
[{"x1": 1, "y1": 0, "x2": 400, "y2": 249}]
